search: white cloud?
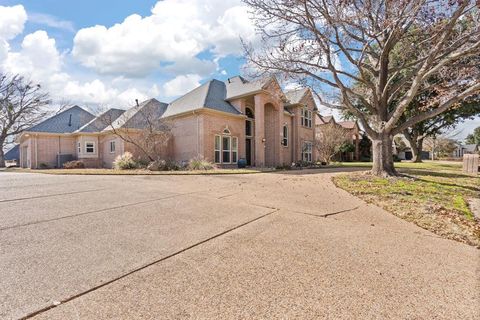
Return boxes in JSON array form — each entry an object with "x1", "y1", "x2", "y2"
[
  {"x1": 28, "y1": 12, "x2": 75, "y2": 32},
  {"x1": 72, "y1": 0, "x2": 257, "y2": 77},
  {"x1": 0, "y1": 5, "x2": 27, "y2": 40},
  {"x1": 163, "y1": 74, "x2": 201, "y2": 97}
]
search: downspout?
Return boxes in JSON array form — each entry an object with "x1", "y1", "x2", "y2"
[
  {"x1": 194, "y1": 110, "x2": 199, "y2": 156},
  {"x1": 35, "y1": 134, "x2": 38, "y2": 169}
]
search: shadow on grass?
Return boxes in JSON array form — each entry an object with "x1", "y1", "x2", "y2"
[
  {"x1": 401, "y1": 169, "x2": 476, "y2": 179},
  {"x1": 400, "y1": 174, "x2": 480, "y2": 193}
]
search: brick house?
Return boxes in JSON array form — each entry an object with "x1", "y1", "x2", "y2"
[
  {"x1": 315, "y1": 113, "x2": 361, "y2": 161},
  {"x1": 17, "y1": 76, "x2": 318, "y2": 168}
]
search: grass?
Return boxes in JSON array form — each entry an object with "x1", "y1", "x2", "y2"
[
  {"x1": 332, "y1": 161, "x2": 480, "y2": 247},
  {"x1": 5, "y1": 167, "x2": 264, "y2": 175}
]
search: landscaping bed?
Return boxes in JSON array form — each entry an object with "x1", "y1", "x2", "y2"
[{"x1": 333, "y1": 162, "x2": 480, "y2": 247}]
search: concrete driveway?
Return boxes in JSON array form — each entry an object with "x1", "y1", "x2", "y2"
[{"x1": 0, "y1": 170, "x2": 478, "y2": 319}]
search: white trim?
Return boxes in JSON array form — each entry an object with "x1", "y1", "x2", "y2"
[
  {"x1": 282, "y1": 125, "x2": 289, "y2": 147},
  {"x1": 109, "y1": 140, "x2": 116, "y2": 153},
  {"x1": 85, "y1": 141, "x2": 96, "y2": 154},
  {"x1": 214, "y1": 135, "x2": 221, "y2": 164}
]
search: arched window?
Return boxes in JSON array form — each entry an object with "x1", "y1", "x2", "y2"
[
  {"x1": 223, "y1": 128, "x2": 231, "y2": 135},
  {"x1": 245, "y1": 107, "x2": 254, "y2": 119}
]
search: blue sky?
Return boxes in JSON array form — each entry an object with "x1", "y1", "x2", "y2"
[
  {"x1": 0, "y1": 1, "x2": 477, "y2": 138},
  {"x1": 0, "y1": 0, "x2": 252, "y2": 109}
]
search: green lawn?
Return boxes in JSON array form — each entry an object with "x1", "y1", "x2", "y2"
[{"x1": 333, "y1": 161, "x2": 480, "y2": 247}]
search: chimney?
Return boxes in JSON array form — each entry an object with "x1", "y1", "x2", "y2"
[
  {"x1": 135, "y1": 99, "x2": 139, "y2": 107},
  {"x1": 68, "y1": 114, "x2": 72, "y2": 127}
]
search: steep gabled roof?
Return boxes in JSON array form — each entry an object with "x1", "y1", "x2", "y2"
[
  {"x1": 107, "y1": 99, "x2": 168, "y2": 130},
  {"x1": 76, "y1": 108, "x2": 125, "y2": 133},
  {"x1": 163, "y1": 80, "x2": 241, "y2": 118},
  {"x1": 316, "y1": 113, "x2": 335, "y2": 125},
  {"x1": 224, "y1": 76, "x2": 270, "y2": 100},
  {"x1": 4, "y1": 145, "x2": 19, "y2": 160},
  {"x1": 463, "y1": 144, "x2": 479, "y2": 152},
  {"x1": 27, "y1": 106, "x2": 95, "y2": 133},
  {"x1": 338, "y1": 121, "x2": 357, "y2": 129},
  {"x1": 285, "y1": 88, "x2": 309, "y2": 105}
]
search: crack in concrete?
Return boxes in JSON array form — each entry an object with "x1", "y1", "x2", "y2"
[
  {"x1": 20, "y1": 208, "x2": 279, "y2": 320},
  {"x1": 292, "y1": 206, "x2": 361, "y2": 218},
  {"x1": 0, "y1": 190, "x2": 205, "y2": 232},
  {"x1": 0, "y1": 188, "x2": 107, "y2": 204}
]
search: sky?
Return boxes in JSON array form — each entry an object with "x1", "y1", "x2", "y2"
[{"x1": 0, "y1": 1, "x2": 478, "y2": 139}]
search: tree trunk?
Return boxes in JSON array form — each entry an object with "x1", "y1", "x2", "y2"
[
  {"x1": 371, "y1": 133, "x2": 397, "y2": 177},
  {"x1": 411, "y1": 138, "x2": 424, "y2": 163},
  {"x1": 0, "y1": 146, "x2": 5, "y2": 168}
]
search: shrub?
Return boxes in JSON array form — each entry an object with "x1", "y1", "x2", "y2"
[
  {"x1": 63, "y1": 160, "x2": 85, "y2": 169},
  {"x1": 38, "y1": 162, "x2": 49, "y2": 169},
  {"x1": 188, "y1": 156, "x2": 216, "y2": 171},
  {"x1": 113, "y1": 152, "x2": 137, "y2": 170},
  {"x1": 147, "y1": 159, "x2": 182, "y2": 171}
]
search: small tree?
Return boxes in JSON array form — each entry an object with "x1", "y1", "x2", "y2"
[
  {"x1": 424, "y1": 136, "x2": 457, "y2": 159},
  {"x1": 103, "y1": 100, "x2": 172, "y2": 162},
  {"x1": 0, "y1": 74, "x2": 50, "y2": 167},
  {"x1": 465, "y1": 126, "x2": 480, "y2": 144},
  {"x1": 315, "y1": 123, "x2": 350, "y2": 164}
]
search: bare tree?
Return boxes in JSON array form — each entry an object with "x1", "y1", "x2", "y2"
[
  {"x1": 102, "y1": 100, "x2": 172, "y2": 162},
  {"x1": 243, "y1": 0, "x2": 480, "y2": 176},
  {"x1": 315, "y1": 123, "x2": 350, "y2": 164},
  {"x1": 0, "y1": 74, "x2": 51, "y2": 167}
]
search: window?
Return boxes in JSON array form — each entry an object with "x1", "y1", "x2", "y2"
[
  {"x1": 301, "y1": 107, "x2": 312, "y2": 128},
  {"x1": 77, "y1": 142, "x2": 81, "y2": 154},
  {"x1": 214, "y1": 134, "x2": 238, "y2": 164},
  {"x1": 222, "y1": 136, "x2": 231, "y2": 163},
  {"x1": 214, "y1": 135, "x2": 221, "y2": 163},
  {"x1": 282, "y1": 125, "x2": 288, "y2": 147},
  {"x1": 246, "y1": 119, "x2": 253, "y2": 137},
  {"x1": 245, "y1": 107, "x2": 254, "y2": 119},
  {"x1": 85, "y1": 142, "x2": 95, "y2": 154},
  {"x1": 109, "y1": 141, "x2": 116, "y2": 153},
  {"x1": 232, "y1": 137, "x2": 238, "y2": 163},
  {"x1": 302, "y1": 141, "x2": 313, "y2": 162}
]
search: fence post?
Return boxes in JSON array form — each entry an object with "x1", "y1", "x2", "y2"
[{"x1": 463, "y1": 154, "x2": 479, "y2": 175}]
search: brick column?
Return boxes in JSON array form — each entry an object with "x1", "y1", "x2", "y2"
[
  {"x1": 277, "y1": 105, "x2": 284, "y2": 166},
  {"x1": 254, "y1": 94, "x2": 265, "y2": 167}
]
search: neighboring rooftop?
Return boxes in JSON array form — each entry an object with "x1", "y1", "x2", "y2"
[
  {"x1": 107, "y1": 99, "x2": 168, "y2": 130},
  {"x1": 27, "y1": 106, "x2": 95, "y2": 133},
  {"x1": 338, "y1": 121, "x2": 357, "y2": 129},
  {"x1": 76, "y1": 108, "x2": 125, "y2": 133},
  {"x1": 4, "y1": 145, "x2": 19, "y2": 161},
  {"x1": 163, "y1": 80, "x2": 241, "y2": 118},
  {"x1": 316, "y1": 114, "x2": 335, "y2": 125}
]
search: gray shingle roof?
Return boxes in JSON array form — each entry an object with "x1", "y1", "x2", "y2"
[
  {"x1": 163, "y1": 80, "x2": 241, "y2": 118},
  {"x1": 463, "y1": 144, "x2": 478, "y2": 152},
  {"x1": 106, "y1": 99, "x2": 169, "y2": 130},
  {"x1": 285, "y1": 88, "x2": 308, "y2": 105},
  {"x1": 76, "y1": 108, "x2": 125, "y2": 133},
  {"x1": 224, "y1": 76, "x2": 268, "y2": 100},
  {"x1": 4, "y1": 145, "x2": 19, "y2": 160},
  {"x1": 27, "y1": 106, "x2": 95, "y2": 133}
]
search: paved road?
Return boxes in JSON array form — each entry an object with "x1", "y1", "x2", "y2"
[{"x1": 0, "y1": 170, "x2": 478, "y2": 319}]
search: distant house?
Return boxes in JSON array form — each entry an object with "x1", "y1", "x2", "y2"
[
  {"x1": 453, "y1": 144, "x2": 479, "y2": 158},
  {"x1": 315, "y1": 114, "x2": 361, "y2": 161},
  {"x1": 16, "y1": 75, "x2": 318, "y2": 169}
]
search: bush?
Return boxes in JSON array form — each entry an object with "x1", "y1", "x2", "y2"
[
  {"x1": 188, "y1": 157, "x2": 216, "y2": 171},
  {"x1": 38, "y1": 162, "x2": 49, "y2": 169},
  {"x1": 63, "y1": 160, "x2": 85, "y2": 169},
  {"x1": 147, "y1": 159, "x2": 182, "y2": 171},
  {"x1": 114, "y1": 152, "x2": 137, "y2": 170}
]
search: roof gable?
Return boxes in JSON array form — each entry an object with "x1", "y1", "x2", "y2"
[
  {"x1": 4, "y1": 145, "x2": 19, "y2": 160},
  {"x1": 27, "y1": 106, "x2": 95, "y2": 133},
  {"x1": 76, "y1": 108, "x2": 126, "y2": 133},
  {"x1": 108, "y1": 99, "x2": 168, "y2": 130},
  {"x1": 163, "y1": 80, "x2": 240, "y2": 117}
]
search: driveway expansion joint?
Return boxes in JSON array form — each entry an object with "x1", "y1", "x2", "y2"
[
  {"x1": 19, "y1": 208, "x2": 279, "y2": 320},
  {"x1": 292, "y1": 206, "x2": 361, "y2": 218}
]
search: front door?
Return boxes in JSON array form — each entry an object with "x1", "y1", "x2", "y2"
[{"x1": 246, "y1": 138, "x2": 252, "y2": 166}]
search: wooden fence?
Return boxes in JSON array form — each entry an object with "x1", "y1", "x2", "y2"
[{"x1": 463, "y1": 154, "x2": 479, "y2": 175}]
